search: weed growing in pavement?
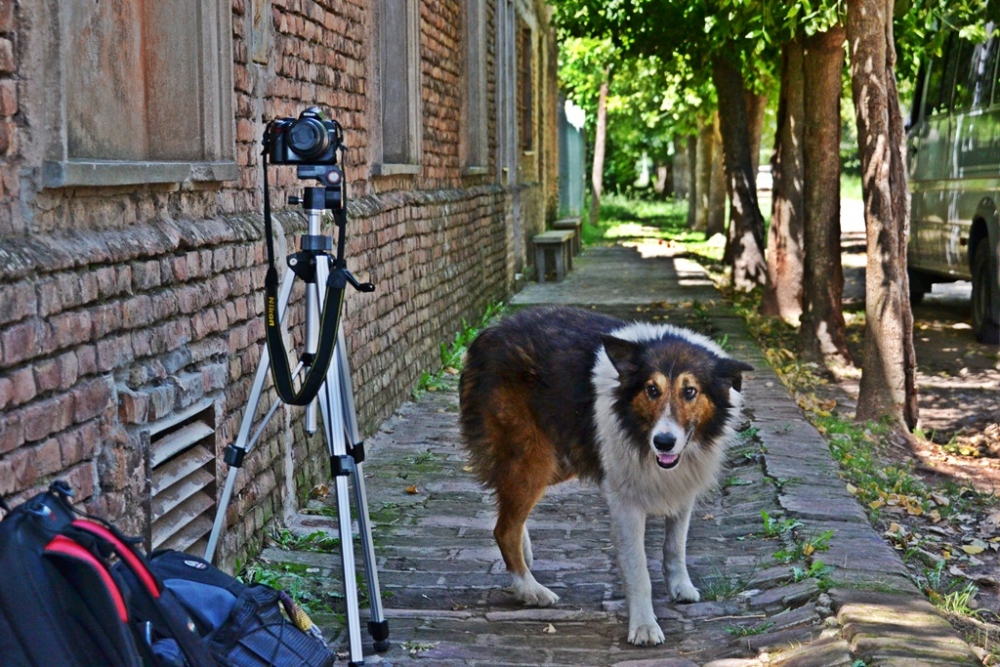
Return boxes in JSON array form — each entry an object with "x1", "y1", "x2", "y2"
[
  {"x1": 700, "y1": 563, "x2": 761, "y2": 601},
  {"x1": 725, "y1": 621, "x2": 775, "y2": 637},
  {"x1": 760, "y1": 510, "x2": 802, "y2": 538},
  {"x1": 269, "y1": 528, "x2": 341, "y2": 553},
  {"x1": 772, "y1": 529, "x2": 834, "y2": 564},
  {"x1": 413, "y1": 301, "x2": 504, "y2": 398}
]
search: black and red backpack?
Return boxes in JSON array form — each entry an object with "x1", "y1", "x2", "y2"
[{"x1": 0, "y1": 481, "x2": 217, "y2": 667}]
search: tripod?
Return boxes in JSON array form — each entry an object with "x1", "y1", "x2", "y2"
[{"x1": 204, "y1": 178, "x2": 389, "y2": 666}]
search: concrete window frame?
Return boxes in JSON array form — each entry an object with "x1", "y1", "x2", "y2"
[
  {"x1": 462, "y1": 0, "x2": 489, "y2": 175},
  {"x1": 372, "y1": 0, "x2": 422, "y2": 176},
  {"x1": 39, "y1": 1, "x2": 237, "y2": 189}
]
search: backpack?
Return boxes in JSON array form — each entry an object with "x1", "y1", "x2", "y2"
[
  {"x1": 0, "y1": 481, "x2": 217, "y2": 667},
  {"x1": 127, "y1": 550, "x2": 336, "y2": 667}
]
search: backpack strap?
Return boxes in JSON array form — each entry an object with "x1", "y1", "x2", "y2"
[
  {"x1": 44, "y1": 535, "x2": 130, "y2": 623},
  {"x1": 70, "y1": 520, "x2": 219, "y2": 667}
]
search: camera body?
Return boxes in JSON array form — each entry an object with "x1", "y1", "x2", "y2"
[{"x1": 266, "y1": 107, "x2": 342, "y2": 165}]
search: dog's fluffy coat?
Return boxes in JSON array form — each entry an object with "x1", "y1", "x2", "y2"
[{"x1": 459, "y1": 307, "x2": 751, "y2": 645}]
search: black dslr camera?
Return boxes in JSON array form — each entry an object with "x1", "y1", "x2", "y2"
[{"x1": 265, "y1": 107, "x2": 342, "y2": 165}]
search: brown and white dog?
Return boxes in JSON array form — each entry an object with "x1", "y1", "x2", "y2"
[{"x1": 459, "y1": 306, "x2": 751, "y2": 645}]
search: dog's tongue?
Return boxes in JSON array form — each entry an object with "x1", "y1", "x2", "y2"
[{"x1": 657, "y1": 453, "x2": 679, "y2": 466}]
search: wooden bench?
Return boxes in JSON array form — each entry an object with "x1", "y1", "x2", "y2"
[
  {"x1": 532, "y1": 230, "x2": 575, "y2": 283},
  {"x1": 551, "y1": 216, "x2": 582, "y2": 256}
]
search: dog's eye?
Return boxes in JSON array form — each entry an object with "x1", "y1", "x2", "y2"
[
  {"x1": 683, "y1": 386, "x2": 698, "y2": 401},
  {"x1": 645, "y1": 383, "x2": 661, "y2": 399}
]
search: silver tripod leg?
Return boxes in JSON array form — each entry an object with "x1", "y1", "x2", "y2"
[
  {"x1": 312, "y1": 257, "x2": 389, "y2": 665},
  {"x1": 205, "y1": 268, "x2": 299, "y2": 563},
  {"x1": 334, "y1": 322, "x2": 389, "y2": 651}
]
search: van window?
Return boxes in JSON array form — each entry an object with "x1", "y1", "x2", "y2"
[
  {"x1": 954, "y1": 33, "x2": 998, "y2": 111},
  {"x1": 924, "y1": 36, "x2": 954, "y2": 116}
]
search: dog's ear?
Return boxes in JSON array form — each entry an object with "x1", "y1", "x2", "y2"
[
  {"x1": 716, "y1": 358, "x2": 753, "y2": 392},
  {"x1": 601, "y1": 334, "x2": 640, "y2": 378}
]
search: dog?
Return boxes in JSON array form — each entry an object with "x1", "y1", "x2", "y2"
[{"x1": 458, "y1": 306, "x2": 751, "y2": 646}]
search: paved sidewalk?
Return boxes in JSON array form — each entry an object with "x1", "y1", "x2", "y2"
[{"x1": 268, "y1": 241, "x2": 982, "y2": 666}]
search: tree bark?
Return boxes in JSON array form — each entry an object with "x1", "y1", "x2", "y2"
[
  {"x1": 590, "y1": 74, "x2": 610, "y2": 228},
  {"x1": 713, "y1": 54, "x2": 768, "y2": 290},
  {"x1": 799, "y1": 25, "x2": 853, "y2": 366},
  {"x1": 694, "y1": 115, "x2": 714, "y2": 232},
  {"x1": 746, "y1": 91, "x2": 767, "y2": 175},
  {"x1": 686, "y1": 134, "x2": 698, "y2": 228},
  {"x1": 847, "y1": 0, "x2": 919, "y2": 430},
  {"x1": 707, "y1": 113, "x2": 727, "y2": 237},
  {"x1": 672, "y1": 135, "x2": 690, "y2": 201},
  {"x1": 761, "y1": 38, "x2": 805, "y2": 322}
]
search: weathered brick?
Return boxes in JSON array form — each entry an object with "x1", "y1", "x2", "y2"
[
  {"x1": 0, "y1": 409, "x2": 24, "y2": 454},
  {"x1": 90, "y1": 302, "x2": 123, "y2": 338},
  {"x1": 0, "y1": 38, "x2": 11, "y2": 74},
  {"x1": 72, "y1": 376, "x2": 114, "y2": 423},
  {"x1": 10, "y1": 365, "x2": 36, "y2": 405},
  {"x1": 118, "y1": 385, "x2": 150, "y2": 424},
  {"x1": 0, "y1": 0, "x2": 13, "y2": 33},
  {"x1": 0, "y1": 281, "x2": 36, "y2": 325},
  {"x1": 32, "y1": 358, "x2": 60, "y2": 393},
  {"x1": 56, "y1": 351, "x2": 79, "y2": 390},
  {"x1": 35, "y1": 437, "x2": 63, "y2": 476},
  {"x1": 59, "y1": 420, "x2": 100, "y2": 467},
  {"x1": 1, "y1": 320, "x2": 38, "y2": 366},
  {"x1": 147, "y1": 385, "x2": 176, "y2": 421},
  {"x1": 122, "y1": 294, "x2": 154, "y2": 329},
  {"x1": 0, "y1": 375, "x2": 12, "y2": 409},
  {"x1": 49, "y1": 310, "x2": 92, "y2": 349},
  {"x1": 132, "y1": 260, "x2": 162, "y2": 291},
  {"x1": 76, "y1": 345, "x2": 97, "y2": 376},
  {"x1": 22, "y1": 394, "x2": 73, "y2": 442},
  {"x1": 96, "y1": 335, "x2": 133, "y2": 372},
  {"x1": 62, "y1": 461, "x2": 96, "y2": 502}
]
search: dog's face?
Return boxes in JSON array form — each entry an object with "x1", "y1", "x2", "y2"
[{"x1": 601, "y1": 334, "x2": 751, "y2": 470}]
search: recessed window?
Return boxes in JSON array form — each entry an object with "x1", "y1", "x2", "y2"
[
  {"x1": 378, "y1": 0, "x2": 422, "y2": 173},
  {"x1": 464, "y1": 0, "x2": 488, "y2": 171},
  {"x1": 42, "y1": 1, "x2": 236, "y2": 188}
]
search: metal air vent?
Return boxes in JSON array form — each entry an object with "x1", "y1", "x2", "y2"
[{"x1": 148, "y1": 398, "x2": 217, "y2": 554}]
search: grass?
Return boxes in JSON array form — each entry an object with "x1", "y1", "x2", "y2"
[{"x1": 583, "y1": 194, "x2": 726, "y2": 263}]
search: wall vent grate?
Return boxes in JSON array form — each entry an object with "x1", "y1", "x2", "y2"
[{"x1": 148, "y1": 398, "x2": 217, "y2": 555}]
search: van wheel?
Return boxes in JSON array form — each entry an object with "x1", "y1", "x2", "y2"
[{"x1": 971, "y1": 242, "x2": 1000, "y2": 344}]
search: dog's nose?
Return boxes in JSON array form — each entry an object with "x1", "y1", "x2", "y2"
[{"x1": 653, "y1": 433, "x2": 676, "y2": 452}]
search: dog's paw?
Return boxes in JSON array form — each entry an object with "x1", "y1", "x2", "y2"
[
  {"x1": 627, "y1": 622, "x2": 665, "y2": 646},
  {"x1": 512, "y1": 575, "x2": 560, "y2": 607},
  {"x1": 668, "y1": 579, "x2": 700, "y2": 603}
]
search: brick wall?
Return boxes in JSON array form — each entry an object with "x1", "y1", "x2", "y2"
[{"x1": 0, "y1": 0, "x2": 557, "y2": 568}]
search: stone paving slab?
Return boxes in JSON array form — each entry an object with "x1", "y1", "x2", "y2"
[{"x1": 280, "y1": 244, "x2": 982, "y2": 666}]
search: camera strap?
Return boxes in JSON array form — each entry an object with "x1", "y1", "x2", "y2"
[{"x1": 260, "y1": 149, "x2": 344, "y2": 407}]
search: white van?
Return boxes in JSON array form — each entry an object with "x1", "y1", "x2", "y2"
[{"x1": 908, "y1": 28, "x2": 1000, "y2": 343}]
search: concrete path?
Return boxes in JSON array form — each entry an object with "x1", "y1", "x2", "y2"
[{"x1": 267, "y1": 241, "x2": 982, "y2": 666}]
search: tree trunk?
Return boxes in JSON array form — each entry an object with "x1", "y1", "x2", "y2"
[
  {"x1": 846, "y1": 0, "x2": 919, "y2": 430},
  {"x1": 686, "y1": 134, "x2": 698, "y2": 228},
  {"x1": 590, "y1": 74, "x2": 610, "y2": 228},
  {"x1": 713, "y1": 54, "x2": 768, "y2": 290},
  {"x1": 707, "y1": 113, "x2": 727, "y2": 237},
  {"x1": 694, "y1": 116, "x2": 714, "y2": 232},
  {"x1": 761, "y1": 38, "x2": 805, "y2": 322},
  {"x1": 746, "y1": 91, "x2": 767, "y2": 175},
  {"x1": 672, "y1": 135, "x2": 690, "y2": 200},
  {"x1": 799, "y1": 25, "x2": 853, "y2": 366}
]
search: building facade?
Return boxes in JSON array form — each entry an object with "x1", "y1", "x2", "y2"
[{"x1": 0, "y1": 0, "x2": 558, "y2": 568}]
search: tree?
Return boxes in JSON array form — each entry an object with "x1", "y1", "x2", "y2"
[
  {"x1": 846, "y1": 0, "x2": 918, "y2": 430},
  {"x1": 591, "y1": 71, "x2": 610, "y2": 227},
  {"x1": 552, "y1": 0, "x2": 772, "y2": 289},
  {"x1": 761, "y1": 37, "x2": 805, "y2": 323},
  {"x1": 799, "y1": 24, "x2": 853, "y2": 366}
]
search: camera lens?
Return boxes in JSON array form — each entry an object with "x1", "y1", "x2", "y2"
[{"x1": 287, "y1": 117, "x2": 330, "y2": 160}]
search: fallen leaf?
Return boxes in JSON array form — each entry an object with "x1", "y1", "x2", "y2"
[
  {"x1": 847, "y1": 483, "x2": 858, "y2": 495},
  {"x1": 542, "y1": 624, "x2": 556, "y2": 634},
  {"x1": 405, "y1": 484, "x2": 419, "y2": 494},
  {"x1": 962, "y1": 544, "x2": 985, "y2": 555}
]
